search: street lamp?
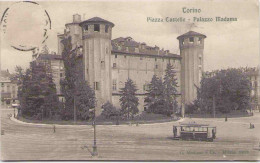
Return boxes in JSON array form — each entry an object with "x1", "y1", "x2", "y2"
[
  {"x1": 92, "y1": 102, "x2": 98, "y2": 156},
  {"x1": 13, "y1": 106, "x2": 16, "y2": 118}
]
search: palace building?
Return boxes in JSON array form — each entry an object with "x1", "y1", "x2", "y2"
[{"x1": 57, "y1": 14, "x2": 206, "y2": 115}]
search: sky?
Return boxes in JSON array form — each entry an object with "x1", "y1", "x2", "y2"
[{"x1": 0, "y1": 0, "x2": 259, "y2": 73}]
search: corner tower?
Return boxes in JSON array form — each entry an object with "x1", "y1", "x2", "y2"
[
  {"x1": 79, "y1": 17, "x2": 114, "y2": 113},
  {"x1": 177, "y1": 31, "x2": 206, "y2": 105}
]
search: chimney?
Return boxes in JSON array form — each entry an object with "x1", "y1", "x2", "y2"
[
  {"x1": 73, "y1": 14, "x2": 81, "y2": 23},
  {"x1": 140, "y1": 42, "x2": 146, "y2": 49},
  {"x1": 154, "y1": 45, "x2": 159, "y2": 55}
]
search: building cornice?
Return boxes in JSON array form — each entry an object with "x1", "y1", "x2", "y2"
[{"x1": 111, "y1": 50, "x2": 182, "y2": 60}]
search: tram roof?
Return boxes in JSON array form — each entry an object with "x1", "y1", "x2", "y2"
[{"x1": 176, "y1": 123, "x2": 212, "y2": 127}]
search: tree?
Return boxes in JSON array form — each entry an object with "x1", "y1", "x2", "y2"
[
  {"x1": 198, "y1": 68, "x2": 251, "y2": 114},
  {"x1": 163, "y1": 63, "x2": 179, "y2": 116},
  {"x1": 101, "y1": 101, "x2": 118, "y2": 119},
  {"x1": 60, "y1": 36, "x2": 95, "y2": 120},
  {"x1": 75, "y1": 80, "x2": 96, "y2": 120},
  {"x1": 119, "y1": 78, "x2": 139, "y2": 120},
  {"x1": 144, "y1": 75, "x2": 164, "y2": 114},
  {"x1": 18, "y1": 61, "x2": 59, "y2": 119}
]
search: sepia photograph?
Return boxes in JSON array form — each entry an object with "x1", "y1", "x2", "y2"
[{"x1": 0, "y1": 0, "x2": 259, "y2": 161}]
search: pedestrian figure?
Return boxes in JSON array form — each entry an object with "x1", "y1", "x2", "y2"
[
  {"x1": 53, "y1": 125, "x2": 56, "y2": 133},
  {"x1": 212, "y1": 129, "x2": 216, "y2": 139},
  {"x1": 173, "y1": 126, "x2": 177, "y2": 138},
  {"x1": 225, "y1": 116, "x2": 228, "y2": 122},
  {"x1": 250, "y1": 123, "x2": 255, "y2": 129}
]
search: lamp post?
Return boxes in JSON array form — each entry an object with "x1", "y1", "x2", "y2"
[
  {"x1": 92, "y1": 103, "x2": 98, "y2": 156},
  {"x1": 74, "y1": 95, "x2": 76, "y2": 124},
  {"x1": 13, "y1": 107, "x2": 15, "y2": 118}
]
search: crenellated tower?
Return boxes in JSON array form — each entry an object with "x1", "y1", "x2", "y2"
[
  {"x1": 79, "y1": 17, "x2": 114, "y2": 114},
  {"x1": 177, "y1": 31, "x2": 206, "y2": 106}
]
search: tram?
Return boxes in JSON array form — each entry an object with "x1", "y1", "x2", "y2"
[{"x1": 173, "y1": 123, "x2": 216, "y2": 141}]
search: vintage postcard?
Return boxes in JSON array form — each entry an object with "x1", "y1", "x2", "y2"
[{"x1": 0, "y1": 0, "x2": 259, "y2": 161}]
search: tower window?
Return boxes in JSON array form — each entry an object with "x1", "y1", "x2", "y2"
[
  {"x1": 105, "y1": 25, "x2": 109, "y2": 33},
  {"x1": 94, "y1": 24, "x2": 100, "y2": 32},
  {"x1": 189, "y1": 37, "x2": 194, "y2": 43},
  {"x1": 101, "y1": 61, "x2": 105, "y2": 69},
  {"x1": 84, "y1": 25, "x2": 88, "y2": 31},
  {"x1": 112, "y1": 79, "x2": 117, "y2": 91},
  {"x1": 113, "y1": 63, "x2": 117, "y2": 68},
  {"x1": 198, "y1": 38, "x2": 202, "y2": 44},
  {"x1": 94, "y1": 82, "x2": 100, "y2": 90}
]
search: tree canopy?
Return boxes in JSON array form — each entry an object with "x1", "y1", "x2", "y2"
[
  {"x1": 190, "y1": 68, "x2": 251, "y2": 114},
  {"x1": 119, "y1": 78, "x2": 139, "y2": 119},
  {"x1": 60, "y1": 36, "x2": 95, "y2": 120}
]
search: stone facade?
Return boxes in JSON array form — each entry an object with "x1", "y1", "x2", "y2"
[
  {"x1": 57, "y1": 14, "x2": 207, "y2": 115},
  {"x1": 246, "y1": 67, "x2": 260, "y2": 111},
  {"x1": 35, "y1": 54, "x2": 65, "y2": 98},
  {"x1": 0, "y1": 70, "x2": 18, "y2": 107},
  {"x1": 177, "y1": 31, "x2": 206, "y2": 105}
]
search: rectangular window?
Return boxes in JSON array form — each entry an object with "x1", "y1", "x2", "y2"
[
  {"x1": 94, "y1": 24, "x2": 100, "y2": 32},
  {"x1": 113, "y1": 63, "x2": 117, "y2": 68},
  {"x1": 198, "y1": 37, "x2": 202, "y2": 44},
  {"x1": 115, "y1": 55, "x2": 117, "y2": 58},
  {"x1": 124, "y1": 55, "x2": 126, "y2": 59},
  {"x1": 189, "y1": 37, "x2": 194, "y2": 43},
  {"x1": 155, "y1": 65, "x2": 158, "y2": 69},
  {"x1": 94, "y1": 82, "x2": 100, "y2": 90},
  {"x1": 143, "y1": 84, "x2": 149, "y2": 91},
  {"x1": 105, "y1": 25, "x2": 109, "y2": 33},
  {"x1": 60, "y1": 73, "x2": 63, "y2": 77},
  {"x1": 7, "y1": 85, "x2": 10, "y2": 92},
  {"x1": 112, "y1": 79, "x2": 117, "y2": 91},
  {"x1": 101, "y1": 61, "x2": 105, "y2": 69},
  {"x1": 155, "y1": 58, "x2": 157, "y2": 61},
  {"x1": 84, "y1": 25, "x2": 88, "y2": 31},
  {"x1": 199, "y1": 57, "x2": 202, "y2": 65}
]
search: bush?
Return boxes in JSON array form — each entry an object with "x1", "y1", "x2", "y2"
[{"x1": 101, "y1": 102, "x2": 119, "y2": 119}]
